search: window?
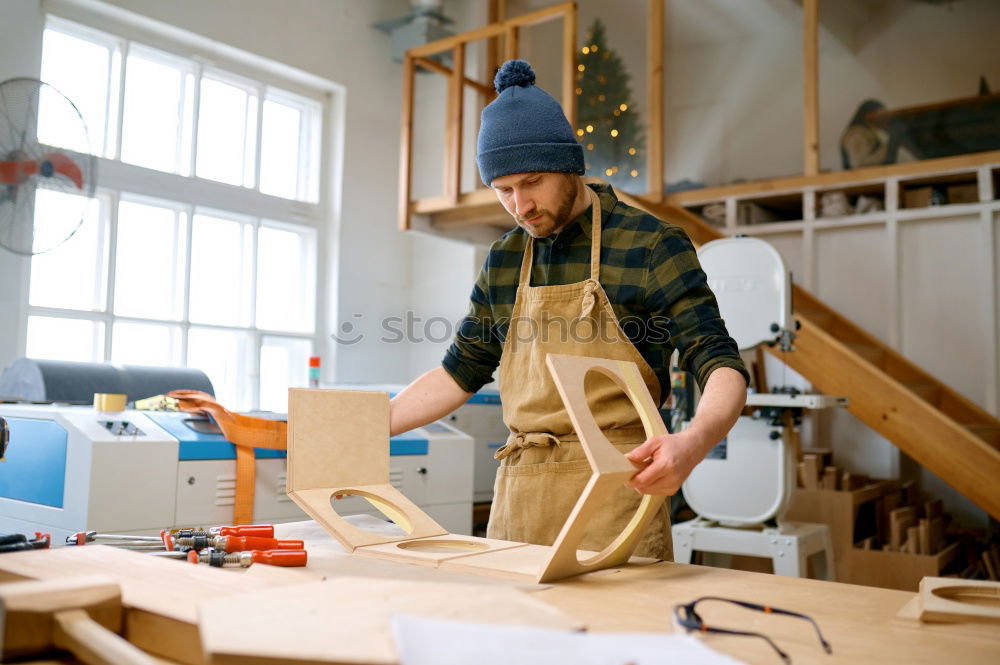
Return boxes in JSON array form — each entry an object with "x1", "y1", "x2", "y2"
[{"x1": 27, "y1": 16, "x2": 331, "y2": 410}]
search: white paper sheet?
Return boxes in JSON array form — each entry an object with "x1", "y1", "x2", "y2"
[{"x1": 391, "y1": 613, "x2": 749, "y2": 665}]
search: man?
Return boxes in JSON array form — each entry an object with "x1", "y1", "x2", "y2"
[{"x1": 389, "y1": 60, "x2": 747, "y2": 559}]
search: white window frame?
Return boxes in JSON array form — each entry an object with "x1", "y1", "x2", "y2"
[{"x1": 21, "y1": 0, "x2": 343, "y2": 410}]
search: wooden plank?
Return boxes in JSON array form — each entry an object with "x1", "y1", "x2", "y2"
[
  {"x1": 444, "y1": 43, "x2": 465, "y2": 204},
  {"x1": 801, "y1": 454, "x2": 820, "y2": 489},
  {"x1": 0, "y1": 546, "x2": 308, "y2": 665},
  {"x1": 918, "y1": 519, "x2": 931, "y2": 556},
  {"x1": 397, "y1": 54, "x2": 415, "y2": 231},
  {"x1": 646, "y1": 0, "x2": 664, "y2": 202},
  {"x1": 412, "y1": 56, "x2": 493, "y2": 97},
  {"x1": 822, "y1": 466, "x2": 839, "y2": 490},
  {"x1": 665, "y1": 150, "x2": 1000, "y2": 206},
  {"x1": 413, "y1": 187, "x2": 498, "y2": 214},
  {"x1": 803, "y1": 0, "x2": 819, "y2": 176},
  {"x1": 407, "y1": 2, "x2": 573, "y2": 57},
  {"x1": 0, "y1": 576, "x2": 129, "y2": 663},
  {"x1": 906, "y1": 525, "x2": 920, "y2": 555},
  {"x1": 486, "y1": 0, "x2": 506, "y2": 84},
  {"x1": 561, "y1": 0, "x2": 576, "y2": 129},
  {"x1": 198, "y1": 577, "x2": 583, "y2": 665},
  {"x1": 505, "y1": 24, "x2": 519, "y2": 62}
]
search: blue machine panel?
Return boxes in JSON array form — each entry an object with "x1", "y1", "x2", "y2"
[
  {"x1": 144, "y1": 412, "x2": 428, "y2": 459},
  {"x1": 0, "y1": 417, "x2": 68, "y2": 508}
]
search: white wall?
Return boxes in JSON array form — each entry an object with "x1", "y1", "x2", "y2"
[
  {"x1": 0, "y1": 1, "x2": 44, "y2": 372},
  {"x1": 92, "y1": 0, "x2": 420, "y2": 385}
]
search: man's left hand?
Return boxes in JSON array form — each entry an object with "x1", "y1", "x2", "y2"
[{"x1": 624, "y1": 431, "x2": 704, "y2": 496}]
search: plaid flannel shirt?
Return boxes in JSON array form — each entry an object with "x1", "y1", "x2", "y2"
[{"x1": 443, "y1": 183, "x2": 749, "y2": 400}]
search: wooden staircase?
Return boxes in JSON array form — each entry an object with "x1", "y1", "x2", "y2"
[{"x1": 622, "y1": 193, "x2": 1000, "y2": 521}]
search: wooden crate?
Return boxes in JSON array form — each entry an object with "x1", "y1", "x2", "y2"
[
  {"x1": 784, "y1": 480, "x2": 895, "y2": 583},
  {"x1": 846, "y1": 542, "x2": 961, "y2": 591}
]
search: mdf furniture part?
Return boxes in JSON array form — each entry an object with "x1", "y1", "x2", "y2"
[
  {"x1": 534, "y1": 354, "x2": 668, "y2": 584},
  {"x1": 197, "y1": 576, "x2": 583, "y2": 665},
  {"x1": 918, "y1": 577, "x2": 1000, "y2": 625},
  {"x1": 356, "y1": 534, "x2": 530, "y2": 567},
  {"x1": 0, "y1": 545, "x2": 309, "y2": 665},
  {"x1": 438, "y1": 543, "x2": 657, "y2": 583},
  {"x1": 286, "y1": 388, "x2": 447, "y2": 552},
  {"x1": 0, "y1": 576, "x2": 158, "y2": 665}
]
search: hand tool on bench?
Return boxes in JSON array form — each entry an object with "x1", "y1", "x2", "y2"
[
  {"x1": 164, "y1": 524, "x2": 276, "y2": 540},
  {"x1": 163, "y1": 532, "x2": 303, "y2": 553},
  {"x1": 0, "y1": 533, "x2": 50, "y2": 553},
  {"x1": 185, "y1": 549, "x2": 308, "y2": 568},
  {"x1": 0, "y1": 575, "x2": 159, "y2": 665},
  {"x1": 67, "y1": 532, "x2": 166, "y2": 551}
]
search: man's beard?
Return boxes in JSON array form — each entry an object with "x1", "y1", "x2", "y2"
[{"x1": 517, "y1": 176, "x2": 578, "y2": 238}]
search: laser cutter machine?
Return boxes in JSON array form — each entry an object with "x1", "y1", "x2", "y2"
[{"x1": 0, "y1": 360, "x2": 475, "y2": 543}]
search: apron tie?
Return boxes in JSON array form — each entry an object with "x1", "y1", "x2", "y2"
[
  {"x1": 494, "y1": 431, "x2": 562, "y2": 462},
  {"x1": 579, "y1": 279, "x2": 598, "y2": 319}
]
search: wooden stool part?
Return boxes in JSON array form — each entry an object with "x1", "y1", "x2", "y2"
[{"x1": 536, "y1": 354, "x2": 668, "y2": 583}]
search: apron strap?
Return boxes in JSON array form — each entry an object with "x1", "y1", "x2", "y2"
[
  {"x1": 495, "y1": 425, "x2": 649, "y2": 463},
  {"x1": 588, "y1": 187, "x2": 602, "y2": 283},
  {"x1": 516, "y1": 186, "x2": 605, "y2": 291},
  {"x1": 518, "y1": 235, "x2": 534, "y2": 287},
  {"x1": 579, "y1": 187, "x2": 603, "y2": 319}
]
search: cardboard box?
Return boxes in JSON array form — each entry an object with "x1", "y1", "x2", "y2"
[
  {"x1": 946, "y1": 183, "x2": 979, "y2": 204},
  {"x1": 902, "y1": 186, "x2": 946, "y2": 208}
]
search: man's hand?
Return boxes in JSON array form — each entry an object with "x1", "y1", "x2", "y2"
[
  {"x1": 624, "y1": 430, "x2": 707, "y2": 496},
  {"x1": 624, "y1": 366, "x2": 746, "y2": 496}
]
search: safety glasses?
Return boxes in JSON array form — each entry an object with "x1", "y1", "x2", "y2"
[{"x1": 673, "y1": 596, "x2": 832, "y2": 664}]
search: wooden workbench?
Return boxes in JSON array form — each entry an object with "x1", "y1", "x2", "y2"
[
  {"x1": 6, "y1": 519, "x2": 998, "y2": 664},
  {"x1": 273, "y1": 520, "x2": 1000, "y2": 665}
]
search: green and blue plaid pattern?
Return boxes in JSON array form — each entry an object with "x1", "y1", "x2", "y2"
[{"x1": 443, "y1": 183, "x2": 749, "y2": 400}]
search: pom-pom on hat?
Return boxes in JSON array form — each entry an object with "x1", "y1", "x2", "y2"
[{"x1": 476, "y1": 60, "x2": 584, "y2": 186}]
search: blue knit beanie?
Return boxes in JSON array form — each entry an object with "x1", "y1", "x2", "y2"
[{"x1": 476, "y1": 60, "x2": 585, "y2": 186}]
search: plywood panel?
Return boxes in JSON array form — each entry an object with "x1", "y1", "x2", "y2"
[
  {"x1": 286, "y1": 389, "x2": 389, "y2": 492},
  {"x1": 900, "y1": 216, "x2": 990, "y2": 409},
  {"x1": 199, "y1": 576, "x2": 582, "y2": 665},
  {"x1": 815, "y1": 225, "x2": 891, "y2": 344}
]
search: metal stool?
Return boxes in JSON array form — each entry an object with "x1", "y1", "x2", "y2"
[{"x1": 672, "y1": 518, "x2": 835, "y2": 579}]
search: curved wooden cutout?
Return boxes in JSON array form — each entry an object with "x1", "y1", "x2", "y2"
[
  {"x1": 287, "y1": 389, "x2": 446, "y2": 552},
  {"x1": 919, "y1": 577, "x2": 1000, "y2": 624},
  {"x1": 356, "y1": 534, "x2": 529, "y2": 567},
  {"x1": 537, "y1": 354, "x2": 668, "y2": 583}
]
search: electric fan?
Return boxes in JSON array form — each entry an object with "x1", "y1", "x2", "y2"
[{"x1": 0, "y1": 77, "x2": 97, "y2": 255}]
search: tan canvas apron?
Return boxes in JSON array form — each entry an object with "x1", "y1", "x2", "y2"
[{"x1": 487, "y1": 188, "x2": 673, "y2": 560}]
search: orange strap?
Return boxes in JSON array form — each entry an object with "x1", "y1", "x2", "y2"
[{"x1": 168, "y1": 390, "x2": 287, "y2": 525}]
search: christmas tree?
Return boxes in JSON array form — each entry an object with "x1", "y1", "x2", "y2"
[{"x1": 575, "y1": 18, "x2": 645, "y2": 192}]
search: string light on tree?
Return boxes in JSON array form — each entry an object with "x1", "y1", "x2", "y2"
[{"x1": 574, "y1": 18, "x2": 644, "y2": 192}]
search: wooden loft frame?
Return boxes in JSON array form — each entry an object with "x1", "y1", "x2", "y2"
[
  {"x1": 398, "y1": 0, "x2": 666, "y2": 234},
  {"x1": 398, "y1": 1, "x2": 576, "y2": 232},
  {"x1": 665, "y1": 149, "x2": 1000, "y2": 207},
  {"x1": 398, "y1": 0, "x2": 989, "y2": 235}
]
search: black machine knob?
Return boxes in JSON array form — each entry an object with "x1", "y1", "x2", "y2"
[
  {"x1": 417, "y1": 467, "x2": 428, "y2": 475},
  {"x1": 769, "y1": 431, "x2": 781, "y2": 440}
]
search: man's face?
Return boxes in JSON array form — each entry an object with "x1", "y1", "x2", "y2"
[{"x1": 492, "y1": 173, "x2": 578, "y2": 238}]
